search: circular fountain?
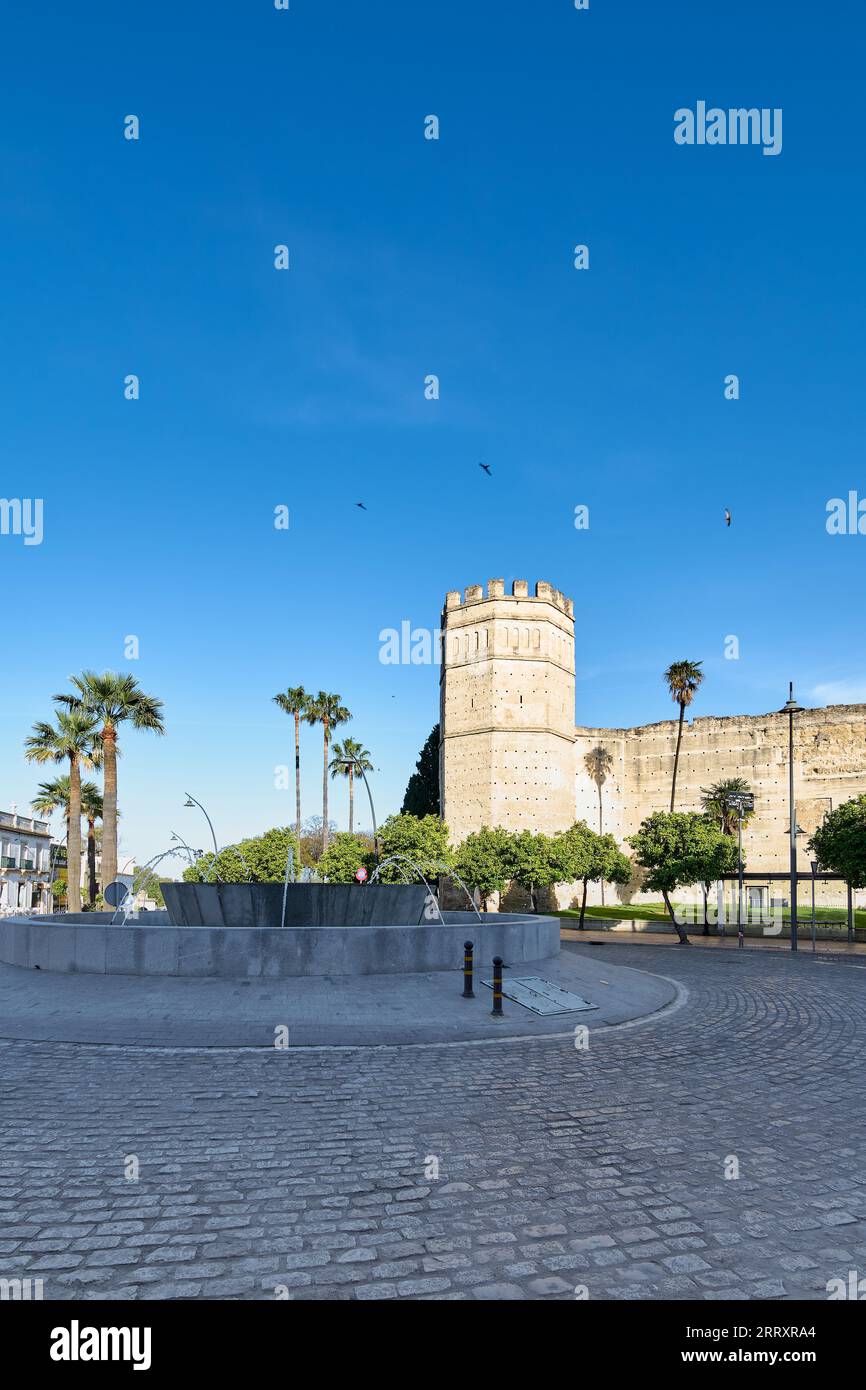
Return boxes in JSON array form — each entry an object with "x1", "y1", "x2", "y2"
[{"x1": 0, "y1": 879, "x2": 560, "y2": 979}]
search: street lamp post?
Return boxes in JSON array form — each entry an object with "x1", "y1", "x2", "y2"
[
  {"x1": 779, "y1": 683, "x2": 804, "y2": 953},
  {"x1": 737, "y1": 809, "x2": 745, "y2": 949},
  {"x1": 810, "y1": 859, "x2": 818, "y2": 954},
  {"x1": 183, "y1": 793, "x2": 219, "y2": 859}
]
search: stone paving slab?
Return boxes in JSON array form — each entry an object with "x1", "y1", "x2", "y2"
[
  {"x1": 0, "y1": 947, "x2": 677, "y2": 1047},
  {"x1": 0, "y1": 944, "x2": 864, "y2": 1301}
]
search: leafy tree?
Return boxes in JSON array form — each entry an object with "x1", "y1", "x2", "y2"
[
  {"x1": 299, "y1": 815, "x2": 338, "y2": 867},
  {"x1": 25, "y1": 707, "x2": 100, "y2": 913},
  {"x1": 375, "y1": 813, "x2": 452, "y2": 884},
  {"x1": 628, "y1": 811, "x2": 738, "y2": 943},
  {"x1": 809, "y1": 795, "x2": 866, "y2": 891},
  {"x1": 591, "y1": 834, "x2": 632, "y2": 920},
  {"x1": 550, "y1": 822, "x2": 595, "y2": 921},
  {"x1": 50, "y1": 872, "x2": 68, "y2": 909},
  {"x1": 57, "y1": 672, "x2": 164, "y2": 893},
  {"x1": 693, "y1": 832, "x2": 739, "y2": 934},
  {"x1": 183, "y1": 826, "x2": 300, "y2": 884},
  {"x1": 330, "y1": 738, "x2": 373, "y2": 834},
  {"x1": 150, "y1": 879, "x2": 170, "y2": 908},
  {"x1": 401, "y1": 725, "x2": 440, "y2": 817},
  {"x1": 558, "y1": 824, "x2": 632, "y2": 929},
  {"x1": 272, "y1": 686, "x2": 309, "y2": 871},
  {"x1": 304, "y1": 692, "x2": 351, "y2": 855},
  {"x1": 664, "y1": 660, "x2": 704, "y2": 811},
  {"x1": 318, "y1": 833, "x2": 371, "y2": 884},
  {"x1": 700, "y1": 777, "x2": 755, "y2": 835},
  {"x1": 453, "y1": 826, "x2": 514, "y2": 911},
  {"x1": 509, "y1": 831, "x2": 564, "y2": 913}
]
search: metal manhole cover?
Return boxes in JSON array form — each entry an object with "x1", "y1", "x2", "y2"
[{"x1": 480, "y1": 975, "x2": 599, "y2": 1015}]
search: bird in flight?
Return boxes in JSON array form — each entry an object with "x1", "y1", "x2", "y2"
[
  {"x1": 356, "y1": 502, "x2": 367, "y2": 510},
  {"x1": 479, "y1": 462, "x2": 492, "y2": 476},
  {"x1": 724, "y1": 509, "x2": 731, "y2": 527}
]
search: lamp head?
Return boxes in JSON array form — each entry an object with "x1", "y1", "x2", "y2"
[{"x1": 779, "y1": 680, "x2": 804, "y2": 715}]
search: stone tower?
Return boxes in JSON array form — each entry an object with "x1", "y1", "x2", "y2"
[{"x1": 439, "y1": 579, "x2": 576, "y2": 842}]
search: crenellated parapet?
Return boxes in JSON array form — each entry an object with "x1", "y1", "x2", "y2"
[{"x1": 443, "y1": 579, "x2": 574, "y2": 617}]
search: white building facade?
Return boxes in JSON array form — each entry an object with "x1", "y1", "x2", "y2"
[{"x1": 0, "y1": 809, "x2": 56, "y2": 915}]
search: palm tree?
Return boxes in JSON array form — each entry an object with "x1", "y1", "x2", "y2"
[
  {"x1": 330, "y1": 738, "x2": 373, "y2": 834},
  {"x1": 25, "y1": 708, "x2": 99, "y2": 912},
  {"x1": 664, "y1": 660, "x2": 704, "y2": 812},
  {"x1": 701, "y1": 777, "x2": 755, "y2": 835},
  {"x1": 33, "y1": 776, "x2": 104, "y2": 907},
  {"x1": 57, "y1": 672, "x2": 164, "y2": 892},
  {"x1": 32, "y1": 774, "x2": 72, "y2": 830},
  {"x1": 304, "y1": 691, "x2": 351, "y2": 853},
  {"x1": 272, "y1": 686, "x2": 308, "y2": 873},
  {"x1": 80, "y1": 782, "x2": 104, "y2": 906}
]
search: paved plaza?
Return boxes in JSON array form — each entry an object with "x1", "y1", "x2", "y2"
[{"x1": 1, "y1": 941, "x2": 865, "y2": 1301}]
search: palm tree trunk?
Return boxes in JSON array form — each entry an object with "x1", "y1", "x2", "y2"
[
  {"x1": 67, "y1": 755, "x2": 82, "y2": 913},
  {"x1": 322, "y1": 718, "x2": 330, "y2": 854},
  {"x1": 87, "y1": 818, "x2": 97, "y2": 906},
  {"x1": 669, "y1": 703, "x2": 686, "y2": 811},
  {"x1": 101, "y1": 725, "x2": 118, "y2": 890},
  {"x1": 294, "y1": 711, "x2": 301, "y2": 881},
  {"x1": 348, "y1": 767, "x2": 354, "y2": 835}
]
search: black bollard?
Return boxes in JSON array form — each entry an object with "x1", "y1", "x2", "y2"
[
  {"x1": 491, "y1": 956, "x2": 504, "y2": 1016},
  {"x1": 462, "y1": 941, "x2": 475, "y2": 999}
]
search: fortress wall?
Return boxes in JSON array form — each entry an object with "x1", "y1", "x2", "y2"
[
  {"x1": 572, "y1": 705, "x2": 866, "y2": 907},
  {"x1": 442, "y1": 578, "x2": 866, "y2": 912},
  {"x1": 572, "y1": 728, "x2": 629, "y2": 844}
]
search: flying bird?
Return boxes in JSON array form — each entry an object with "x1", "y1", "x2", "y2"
[
  {"x1": 356, "y1": 502, "x2": 367, "y2": 510},
  {"x1": 479, "y1": 462, "x2": 492, "y2": 476},
  {"x1": 724, "y1": 509, "x2": 731, "y2": 527}
]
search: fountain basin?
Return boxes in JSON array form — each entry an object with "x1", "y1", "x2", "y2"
[
  {"x1": 161, "y1": 881, "x2": 433, "y2": 928},
  {"x1": 0, "y1": 911, "x2": 560, "y2": 978}
]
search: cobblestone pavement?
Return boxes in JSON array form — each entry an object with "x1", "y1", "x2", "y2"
[{"x1": 1, "y1": 944, "x2": 864, "y2": 1301}]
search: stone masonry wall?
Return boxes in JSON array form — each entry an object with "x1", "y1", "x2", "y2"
[{"x1": 441, "y1": 580, "x2": 866, "y2": 911}]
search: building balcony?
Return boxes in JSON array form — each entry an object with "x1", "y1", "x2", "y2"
[{"x1": 1, "y1": 857, "x2": 17, "y2": 869}]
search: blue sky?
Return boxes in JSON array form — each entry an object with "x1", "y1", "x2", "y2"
[{"x1": 1, "y1": 1, "x2": 864, "y2": 863}]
